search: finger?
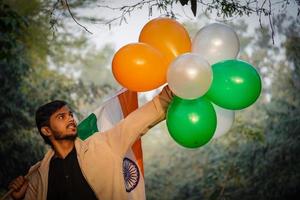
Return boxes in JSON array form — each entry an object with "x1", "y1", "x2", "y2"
[
  {"x1": 11, "y1": 181, "x2": 28, "y2": 200},
  {"x1": 9, "y1": 182, "x2": 19, "y2": 191},
  {"x1": 15, "y1": 176, "x2": 25, "y2": 187},
  {"x1": 17, "y1": 176, "x2": 25, "y2": 183},
  {"x1": 9, "y1": 177, "x2": 25, "y2": 191},
  {"x1": 14, "y1": 181, "x2": 22, "y2": 189}
]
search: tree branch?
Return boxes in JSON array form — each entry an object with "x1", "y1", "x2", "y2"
[
  {"x1": 64, "y1": 0, "x2": 92, "y2": 34},
  {"x1": 48, "y1": 0, "x2": 298, "y2": 44},
  {"x1": 97, "y1": 0, "x2": 177, "y2": 26},
  {"x1": 268, "y1": 0, "x2": 275, "y2": 44}
]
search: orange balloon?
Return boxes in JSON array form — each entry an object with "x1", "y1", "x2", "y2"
[
  {"x1": 139, "y1": 17, "x2": 191, "y2": 65},
  {"x1": 112, "y1": 43, "x2": 168, "y2": 92}
]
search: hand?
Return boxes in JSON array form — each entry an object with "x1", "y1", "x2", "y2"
[
  {"x1": 161, "y1": 85, "x2": 174, "y2": 101},
  {"x1": 8, "y1": 176, "x2": 28, "y2": 200},
  {"x1": 158, "y1": 85, "x2": 174, "y2": 114}
]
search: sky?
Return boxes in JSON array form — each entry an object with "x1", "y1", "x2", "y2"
[
  {"x1": 83, "y1": 1, "x2": 196, "y2": 50},
  {"x1": 81, "y1": 0, "x2": 298, "y2": 50}
]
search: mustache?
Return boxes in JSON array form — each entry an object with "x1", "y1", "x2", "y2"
[{"x1": 66, "y1": 122, "x2": 77, "y2": 129}]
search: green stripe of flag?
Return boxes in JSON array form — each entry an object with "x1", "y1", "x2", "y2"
[{"x1": 77, "y1": 113, "x2": 99, "y2": 140}]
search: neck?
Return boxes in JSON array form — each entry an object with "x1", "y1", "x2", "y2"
[{"x1": 52, "y1": 140, "x2": 75, "y2": 159}]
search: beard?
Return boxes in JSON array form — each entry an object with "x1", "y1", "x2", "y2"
[{"x1": 52, "y1": 130, "x2": 78, "y2": 141}]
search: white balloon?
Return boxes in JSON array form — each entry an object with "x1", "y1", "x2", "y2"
[
  {"x1": 192, "y1": 23, "x2": 240, "y2": 65},
  {"x1": 167, "y1": 53, "x2": 212, "y2": 99},
  {"x1": 212, "y1": 103, "x2": 235, "y2": 139}
]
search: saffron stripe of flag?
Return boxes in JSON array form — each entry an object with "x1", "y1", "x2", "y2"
[{"x1": 77, "y1": 88, "x2": 145, "y2": 199}]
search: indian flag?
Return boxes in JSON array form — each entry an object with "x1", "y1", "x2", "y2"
[{"x1": 77, "y1": 88, "x2": 145, "y2": 199}]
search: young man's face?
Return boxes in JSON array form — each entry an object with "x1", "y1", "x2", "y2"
[{"x1": 48, "y1": 105, "x2": 77, "y2": 141}]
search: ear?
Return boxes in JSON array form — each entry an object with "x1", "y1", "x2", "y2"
[{"x1": 41, "y1": 126, "x2": 52, "y2": 137}]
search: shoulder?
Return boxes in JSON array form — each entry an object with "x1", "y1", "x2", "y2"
[
  {"x1": 23, "y1": 161, "x2": 42, "y2": 200},
  {"x1": 28, "y1": 161, "x2": 41, "y2": 174},
  {"x1": 75, "y1": 134, "x2": 110, "y2": 153},
  {"x1": 26, "y1": 161, "x2": 42, "y2": 185}
]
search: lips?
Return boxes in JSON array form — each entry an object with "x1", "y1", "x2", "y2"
[{"x1": 67, "y1": 122, "x2": 77, "y2": 129}]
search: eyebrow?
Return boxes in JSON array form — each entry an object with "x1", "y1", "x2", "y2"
[{"x1": 55, "y1": 111, "x2": 73, "y2": 118}]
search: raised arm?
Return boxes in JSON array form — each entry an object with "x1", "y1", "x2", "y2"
[{"x1": 98, "y1": 86, "x2": 173, "y2": 157}]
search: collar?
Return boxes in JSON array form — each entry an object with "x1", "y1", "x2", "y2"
[{"x1": 35, "y1": 137, "x2": 88, "y2": 200}]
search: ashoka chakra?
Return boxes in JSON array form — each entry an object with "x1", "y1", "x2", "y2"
[{"x1": 123, "y1": 157, "x2": 140, "y2": 192}]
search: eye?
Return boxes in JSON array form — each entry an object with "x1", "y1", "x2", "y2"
[{"x1": 58, "y1": 115, "x2": 64, "y2": 120}]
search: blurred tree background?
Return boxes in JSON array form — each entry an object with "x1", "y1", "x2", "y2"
[
  {"x1": 1, "y1": 0, "x2": 300, "y2": 199},
  {"x1": 0, "y1": 0, "x2": 117, "y2": 194}
]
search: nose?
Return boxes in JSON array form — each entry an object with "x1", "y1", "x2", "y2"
[
  {"x1": 68, "y1": 118, "x2": 77, "y2": 128},
  {"x1": 68, "y1": 114, "x2": 75, "y2": 122}
]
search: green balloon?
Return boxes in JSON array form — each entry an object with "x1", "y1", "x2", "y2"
[
  {"x1": 206, "y1": 59, "x2": 262, "y2": 110},
  {"x1": 166, "y1": 96, "x2": 217, "y2": 149}
]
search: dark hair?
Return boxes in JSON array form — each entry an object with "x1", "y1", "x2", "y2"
[{"x1": 35, "y1": 100, "x2": 67, "y2": 146}]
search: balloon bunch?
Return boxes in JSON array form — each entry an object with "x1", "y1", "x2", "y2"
[{"x1": 112, "y1": 18, "x2": 262, "y2": 149}]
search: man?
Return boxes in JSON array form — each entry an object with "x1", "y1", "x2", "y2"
[{"x1": 8, "y1": 86, "x2": 173, "y2": 200}]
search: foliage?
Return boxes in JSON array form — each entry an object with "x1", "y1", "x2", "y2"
[{"x1": 0, "y1": 0, "x2": 44, "y2": 190}]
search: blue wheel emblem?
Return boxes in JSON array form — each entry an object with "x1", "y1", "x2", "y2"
[{"x1": 123, "y1": 157, "x2": 140, "y2": 192}]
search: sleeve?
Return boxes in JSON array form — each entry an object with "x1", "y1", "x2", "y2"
[
  {"x1": 23, "y1": 182, "x2": 38, "y2": 200},
  {"x1": 95, "y1": 86, "x2": 173, "y2": 157}
]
